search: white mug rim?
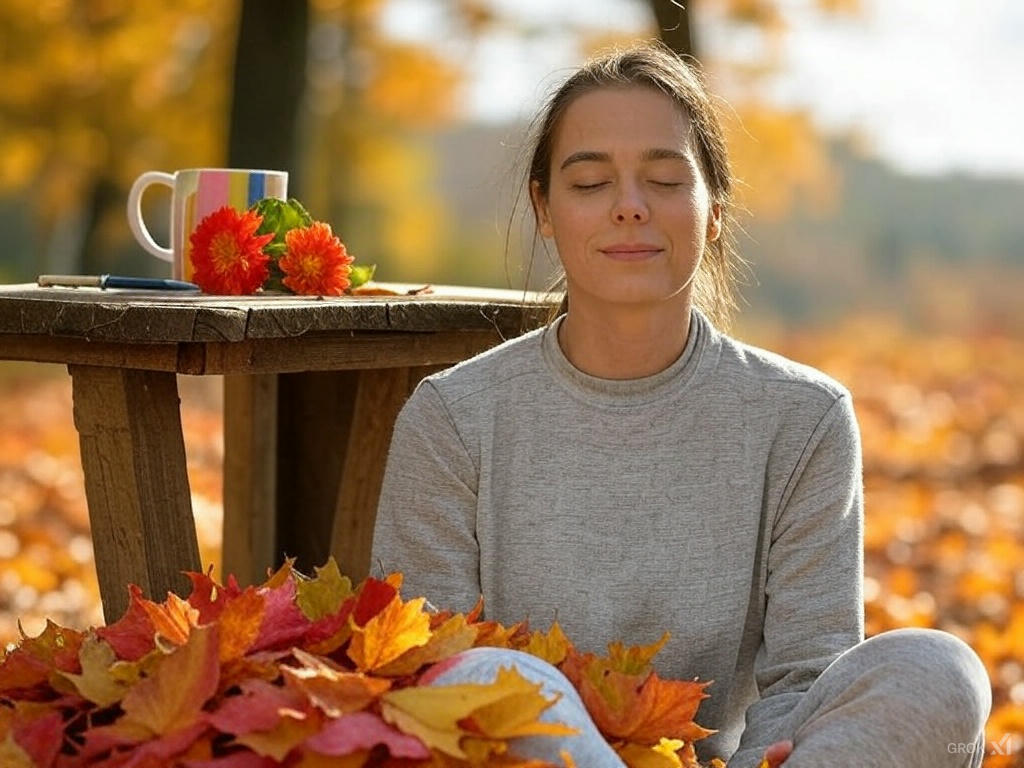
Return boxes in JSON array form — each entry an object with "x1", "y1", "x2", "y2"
[{"x1": 172, "y1": 167, "x2": 288, "y2": 176}]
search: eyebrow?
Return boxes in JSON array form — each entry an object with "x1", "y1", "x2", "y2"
[{"x1": 559, "y1": 147, "x2": 693, "y2": 170}]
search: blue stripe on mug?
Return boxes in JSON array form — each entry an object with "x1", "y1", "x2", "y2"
[{"x1": 247, "y1": 173, "x2": 266, "y2": 206}]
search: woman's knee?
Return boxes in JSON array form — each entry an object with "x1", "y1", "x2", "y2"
[{"x1": 855, "y1": 628, "x2": 992, "y2": 730}]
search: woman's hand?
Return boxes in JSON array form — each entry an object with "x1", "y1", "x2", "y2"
[{"x1": 759, "y1": 739, "x2": 794, "y2": 767}]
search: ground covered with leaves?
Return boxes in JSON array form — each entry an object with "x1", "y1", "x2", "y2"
[{"x1": 1, "y1": 317, "x2": 1022, "y2": 766}]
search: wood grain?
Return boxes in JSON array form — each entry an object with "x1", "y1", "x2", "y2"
[
  {"x1": 222, "y1": 374, "x2": 279, "y2": 587},
  {"x1": 69, "y1": 366, "x2": 201, "y2": 621}
]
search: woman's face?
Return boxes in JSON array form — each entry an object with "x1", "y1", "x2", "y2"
[{"x1": 531, "y1": 86, "x2": 720, "y2": 312}]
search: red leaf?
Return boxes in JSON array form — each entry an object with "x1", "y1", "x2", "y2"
[
  {"x1": 185, "y1": 569, "x2": 243, "y2": 625},
  {"x1": 207, "y1": 679, "x2": 306, "y2": 736},
  {"x1": 251, "y1": 580, "x2": 311, "y2": 652},
  {"x1": 304, "y1": 711, "x2": 429, "y2": 759},
  {"x1": 352, "y1": 578, "x2": 398, "y2": 627},
  {"x1": 96, "y1": 586, "x2": 157, "y2": 662},
  {"x1": 12, "y1": 709, "x2": 63, "y2": 767}
]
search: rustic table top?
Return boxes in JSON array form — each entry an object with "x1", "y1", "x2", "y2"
[{"x1": 0, "y1": 282, "x2": 560, "y2": 343}]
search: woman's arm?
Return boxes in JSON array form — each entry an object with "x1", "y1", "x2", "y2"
[
  {"x1": 730, "y1": 393, "x2": 865, "y2": 768},
  {"x1": 370, "y1": 379, "x2": 483, "y2": 614}
]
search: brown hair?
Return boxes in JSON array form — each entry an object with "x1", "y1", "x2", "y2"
[{"x1": 517, "y1": 40, "x2": 744, "y2": 330}]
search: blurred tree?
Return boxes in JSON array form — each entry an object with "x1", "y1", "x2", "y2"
[
  {"x1": 0, "y1": 0, "x2": 238, "y2": 275},
  {"x1": 227, "y1": 0, "x2": 310, "y2": 191},
  {"x1": 642, "y1": 0, "x2": 862, "y2": 220}
]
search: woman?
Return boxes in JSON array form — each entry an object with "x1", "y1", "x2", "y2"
[{"x1": 371, "y1": 42, "x2": 991, "y2": 768}]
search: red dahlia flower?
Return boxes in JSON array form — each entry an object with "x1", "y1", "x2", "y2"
[
  {"x1": 279, "y1": 222, "x2": 354, "y2": 296},
  {"x1": 188, "y1": 206, "x2": 274, "y2": 295}
]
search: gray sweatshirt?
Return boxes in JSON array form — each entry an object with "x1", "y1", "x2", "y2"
[{"x1": 371, "y1": 309, "x2": 865, "y2": 768}]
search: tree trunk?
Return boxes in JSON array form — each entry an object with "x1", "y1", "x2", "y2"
[
  {"x1": 649, "y1": 0, "x2": 697, "y2": 58},
  {"x1": 227, "y1": 0, "x2": 310, "y2": 197}
]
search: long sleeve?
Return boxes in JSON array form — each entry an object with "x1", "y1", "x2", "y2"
[
  {"x1": 729, "y1": 394, "x2": 865, "y2": 768},
  {"x1": 370, "y1": 379, "x2": 482, "y2": 614}
]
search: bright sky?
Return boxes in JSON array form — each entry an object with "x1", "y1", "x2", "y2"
[{"x1": 381, "y1": 0, "x2": 1024, "y2": 180}]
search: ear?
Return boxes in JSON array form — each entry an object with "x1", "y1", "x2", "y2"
[
  {"x1": 530, "y1": 180, "x2": 554, "y2": 238},
  {"x1": 707, "y1": 201, "x2": 722, "y2": 243}
]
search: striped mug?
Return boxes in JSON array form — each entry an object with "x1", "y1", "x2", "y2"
[{"x1": 127, "y1": 168, "x2": 288, "y2": 281}]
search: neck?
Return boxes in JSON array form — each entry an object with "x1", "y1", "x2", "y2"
[{"x1": 557, "y1": 297, "x2": 693, "y2": 380}]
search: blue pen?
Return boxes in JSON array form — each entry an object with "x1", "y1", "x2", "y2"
[{"x1": 38, "y1": 274, "x2": 201, "y2": 291}]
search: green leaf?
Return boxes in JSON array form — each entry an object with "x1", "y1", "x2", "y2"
[
  {"x1": 296, "y1": 557, "x2": 353, "y2": 621},
  {"x1": 249, "y1": 197, "x2": 314, "y2": 252},
  {"x1": 348, "y1": 263, "x2": 376, "y2": 289}
]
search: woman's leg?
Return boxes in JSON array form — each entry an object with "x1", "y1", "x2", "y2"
[
  {"x1": 422, "y1": 647, "x2": 627, "y2": 767},
  {"x1": 768, "y1": 628, "x2": 992, "y2": 768}
]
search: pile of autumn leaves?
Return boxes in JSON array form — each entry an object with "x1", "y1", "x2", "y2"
[{"x1": 0, "y1": 559, "x2": 725, "y2": 768}]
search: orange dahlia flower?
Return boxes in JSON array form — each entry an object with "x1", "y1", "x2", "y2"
[
  {"x1": 279, "y1": 221, "x2": 354, "y2": 296},
  {"x1": 189, "y1": 206, "x2": 274, "y2": 295}
]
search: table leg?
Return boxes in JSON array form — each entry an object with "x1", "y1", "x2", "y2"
[
  {"x1": 69, "y1": 365, "x2": 201, "y2": 623},
  {"x1": 331, "y1": 365, "x2": 445, "y2": 581},
  {"x1": 222, "y1": 374, "x2": 279, "y2": 587}
]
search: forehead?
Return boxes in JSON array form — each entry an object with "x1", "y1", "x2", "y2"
[{"x1": 552, "y1": 86, "x2": 696, "y2": 162}]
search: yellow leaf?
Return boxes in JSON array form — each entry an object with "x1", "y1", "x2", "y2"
[
  {"x1": 376, "y1": 612, "x2": 479, "y2": 677},
  {"x1": 617, "y1": 741, "x2": 683, "y2": 768},
  {"x1": 380, "y1": 665, "x2": 571, "y2": 759},
  {"x1": 465, "y1": 666, "x2": 577, "y2": 740},
  {"x1": 296, "y1": 557, "x2": 353, "y2": 621},
  {"x1": 607, "y1": 632, "x2": 670, "y2": 676},
  {"x1": 522, "y1": 622, "x2": 570, "y2": 666},
  {"x1": 56, "y1": 633, "x2": 129, "y2": 707},
  {"x1": 347, "y1": 595, "x2": 431, "y2": 672},
  {"x1": 235, "y1": 709, "x2": 322, "y2": 762}
]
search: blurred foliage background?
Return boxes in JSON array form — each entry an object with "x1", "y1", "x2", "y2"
[{"x1": 1, "y1": 0, "x2": 1023, "y2": 764}]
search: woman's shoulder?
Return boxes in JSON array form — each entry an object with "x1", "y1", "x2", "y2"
[
  {"x1": 710, "y1": 325, "x2": 851, "y2": 407},
  {"x1": 418, "y1": 323, "x2": 549, "y2": 405}
]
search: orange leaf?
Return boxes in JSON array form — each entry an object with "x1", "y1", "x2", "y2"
[
  {"x1": 562, "y1": 648, "x2": 714, "y2": 744},
  {"x1": 138, "y1": 591, "x2": 199, "y2": 647},
  {"x1": 120, "y1": 623, "x2": 220, "y2": 736},
  {"x1": 376, "y1": 612, "x2": 479, "y2": 677},
  {"x1": 235, "y1": 707, "x2": 323, "y2": 762},
  {"x1": 347, "y1": 595, "x2": 431, "y2": 673},
  {"x1": 522, "y1": 622, "x2": 570, "y2": 666},
  {"x1": 283, "y1": 647, "x2": 391, "y2": 716},
  {"x1": 607, "y1": 632, "x2": 669, "y2": 676},
  {"x1": 217, "y1": 586, "x2": 266, "y2": 662}
]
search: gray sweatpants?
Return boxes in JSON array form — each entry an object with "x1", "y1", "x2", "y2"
[{"x1": 425, "y1": 628, "x2": 993, "y2": 768}]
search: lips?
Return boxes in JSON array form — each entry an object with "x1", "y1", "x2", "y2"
[{"x1": 600, "y1": 244, "x2": 663, "y2": 261}]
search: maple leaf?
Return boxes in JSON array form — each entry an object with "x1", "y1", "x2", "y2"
[
  {"x1": 251, "y1": 577, "x2": 313, "y2": 652},
  {"x1": 607, "y1": 633, "x2": 670, "y2": 676},
  {"x1": 138, "y1": 590, "x2": 200, "y2": 647},
  {"x1": 616, "y1": 737, "x2": 691, "y2": 768},
  {"x1": 296, "y1": 557, "x2": 353, "y2": 621},
  {"x1": 207, "y1": 678, "x2": 307, "y2": 736},
  {"x1": 263, "y1": 558, "x2": 297, "y2": 590},
  {"x1": 96, "y1": 587, "x2": 159, "y2": 661},
  {"x1": 299, "y1": 595, "x2": 356, "y2": 656},
  {"x1": 347, "y1": 595, "x2": 432, "y2": 673},
  {"x1": 522, "y1": 622, "x2": 571, "y2": 666},
  {"x1": 235, "y1": 708, "x2": 322, "y2": 762},
  {"x1": 185, "y1": 568, "x2": 243, "y2": 625},
  {"x1": 472, "y1": 619, "x2": 530, "y2": 650},
  {"x1": 57, "y1": 633, "x2": 136, "y2": 707},
  {"x1": 561, "y1": 648, "x2": 715, "y2": 744},
  {"x1": 120, "y1": 623, "x2": 220, "y2": 736},
  {"x1": 282, "y1": 648, "x2": 391, "y2": 717},
  {"x1": 0, "y1": 620, "x2": 84, "y2": 694},
  {"x1": 10, "y1": 707, "x2": 63, "y2": 768},
  {"x1": 303, "y1": 710, "x2": 430, "y2": 759},
  {"x1": 217, "y1": 587, "x2": 266, "y2": 663},
  {"x1": 376, "y1": 612, "x2": 479, "y2": 677},
  {"x1": 462, "y1": 666, "x2": 578, "y2": 740},
  {"x1": 380, "y1": 665, "x2": 571, "y2": 759},
  {"x1": 351, "y1": 577, "x2": 400, "y2": 626}
]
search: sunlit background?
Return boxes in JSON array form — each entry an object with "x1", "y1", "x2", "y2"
[{"x1": 1, "y1": 0, "x2": 1022, "y2": 764}]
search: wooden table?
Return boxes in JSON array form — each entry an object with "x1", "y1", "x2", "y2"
[{"x1": 0, "y1": 283, "x2": 555, "y2": 621}]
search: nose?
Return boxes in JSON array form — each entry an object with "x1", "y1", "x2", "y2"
[{"x1": 611, "y1": 182, "x2": 649, "y2": 224}]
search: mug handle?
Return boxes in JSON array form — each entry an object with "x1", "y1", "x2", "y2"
[{"x1": 126, "y1": 171, "x2": 175, "y2": 262}]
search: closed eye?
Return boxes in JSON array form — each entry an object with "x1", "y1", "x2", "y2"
[
  {"x1": 651, "y1": 180, "x2": 685, "y2": 187},
  {"x1": 572, "y1": 182, "x2": 609, "y2": 190}
]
